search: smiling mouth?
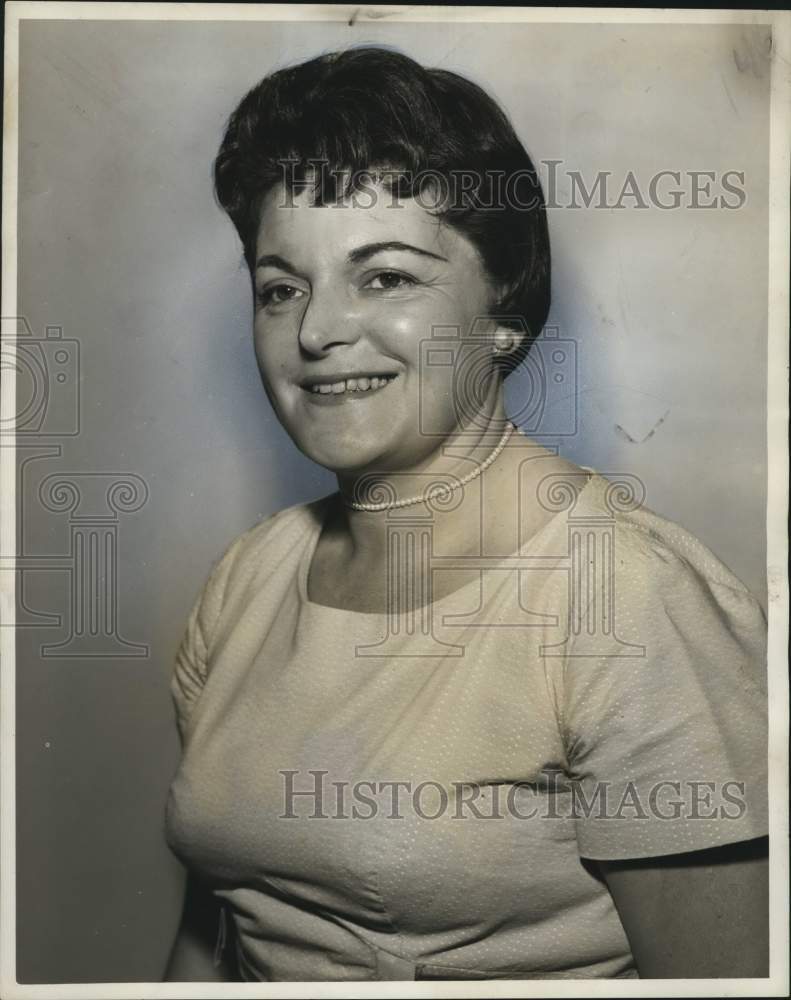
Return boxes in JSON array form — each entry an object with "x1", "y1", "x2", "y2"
[{"x1": 302, "y1": 375, "x2": 399, "y2": 396}]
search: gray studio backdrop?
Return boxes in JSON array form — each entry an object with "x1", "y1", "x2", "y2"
[{"x1": 15, "y1": 16, "x2": 769, "y2": 982}]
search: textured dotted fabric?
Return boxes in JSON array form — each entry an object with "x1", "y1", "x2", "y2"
[{"x1": 165, "y1": 473, "x2": 768, "y2": 982}]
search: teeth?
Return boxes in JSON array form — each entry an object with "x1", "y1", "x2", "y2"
[{"x1": 309, "y1": 376, "x2": 394, "y2": 394}]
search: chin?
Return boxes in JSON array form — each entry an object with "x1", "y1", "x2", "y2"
[
  {"x1": 282, "y1": 409, "x2": 400, "y2": 472},
  {"x1": 293, "y1": 434, "x2": 388, "y2": 477}
]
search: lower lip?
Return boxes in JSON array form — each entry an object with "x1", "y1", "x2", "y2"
[{"x1": 302, "y1": 377, "x2": 399, "y2": 406}]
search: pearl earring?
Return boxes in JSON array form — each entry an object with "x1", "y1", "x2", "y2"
[{"x1": 493, "y1": 336, "x2": 514, "y2": 354}]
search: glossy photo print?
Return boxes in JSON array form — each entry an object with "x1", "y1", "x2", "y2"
[{"x1": 1, "y1": 4, "x2": 789, "y2": 998}]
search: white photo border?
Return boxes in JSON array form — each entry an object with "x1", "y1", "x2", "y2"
[{"x1": 1, "y1": 4, "x2": 788, "y2": 998}]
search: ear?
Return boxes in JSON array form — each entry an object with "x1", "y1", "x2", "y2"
[
  {"x1": 491, "y1": 323, "x2": 525, "y2": 359},
  {"x1": 488, "y1": 278, "x2": 527, "y2": 360}
]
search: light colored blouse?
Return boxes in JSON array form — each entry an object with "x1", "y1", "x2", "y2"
[{"x1": 165, "y1": 473, "x2": 767, "y2": 982}]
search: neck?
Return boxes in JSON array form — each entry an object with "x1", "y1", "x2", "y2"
[{"x1": 330, "y1": 400, "x2": 512, "y2": 559}]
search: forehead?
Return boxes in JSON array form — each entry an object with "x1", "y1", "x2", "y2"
[{"x1": 254, "y1": 183, "x2": 480, "y2": 267}]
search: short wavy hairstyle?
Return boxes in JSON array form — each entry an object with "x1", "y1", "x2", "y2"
[{"x1": 214, "y1": 46, "x2": 551, "y2": 369}]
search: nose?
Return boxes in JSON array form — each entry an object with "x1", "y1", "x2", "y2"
[{"x1": 297, "y1": 283, "x2": 363, "y2": 357}]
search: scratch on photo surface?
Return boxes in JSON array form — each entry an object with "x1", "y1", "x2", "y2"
[
  {"x1": 614, "y1": 409, "x2": 671, "y2": 445},
  {"x1": 732, "y1": 27, "x2": 774, "y2": 78},
  {"x1": 615, "y1": 254, "x2": 632, "y2": 337},
  {"x1": 349, "y1": 7, "x2": 403, "y2": 25},
  {"x1": 718, "y1": 71, "x2": 738, "y2": 115}
]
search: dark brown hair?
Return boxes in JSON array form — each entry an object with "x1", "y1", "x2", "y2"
[{"x1": 214, "y1": 46, "x2": 551, "y2": 367}]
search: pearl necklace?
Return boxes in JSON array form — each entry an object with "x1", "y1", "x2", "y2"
[{"x1": 345, "y1": 421, "x2": 515, "y2": 512}]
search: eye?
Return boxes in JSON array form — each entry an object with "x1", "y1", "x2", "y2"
[
  {"x1": 257, "y1": 283, "x2": 305, "y2": 309},
  {"x1": 365, "y1": 271, "x2": 417, "y2": 291}
]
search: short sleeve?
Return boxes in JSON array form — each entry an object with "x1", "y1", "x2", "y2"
[
  {"x1": 170, "y1": 530, "x2": 251, "y2": 744},
  {"x1": 560, "y1": 527, "x2": 768, "y2": 860}
]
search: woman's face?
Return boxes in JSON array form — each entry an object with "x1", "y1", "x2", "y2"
[{"x1": 252, "y1": 182, "x2": 507, "y2": 475}]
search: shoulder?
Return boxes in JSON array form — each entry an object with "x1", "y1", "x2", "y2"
[
  {"x1": 183, "y1": 492, "x2": 333, "y2": 639},
  {"x1": 207, "y1": 492, "x2": 334, "y2": 590},
  {"x1": 556, "y1": 471, "x2": 767, "y2": 685},
  {"x1": 580, "y1": 472, "x2": 763, "y2": 614},
  {"x1": 556, "y1": 474, "x2": 768, "y2": 858},
  {"x1": 170, "y1": 493, "x2": 335, "y2": 740}
]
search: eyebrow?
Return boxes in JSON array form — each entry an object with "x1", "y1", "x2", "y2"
[
  {"x1": 346, "y1": 241, "x2": 448, "y2": 265},
  {"x1": 255, "y1": 241, "x2": 448, "y2": 272},
  {"x1": 255, "y1": 253, "x2": 297, "y2": 272}
]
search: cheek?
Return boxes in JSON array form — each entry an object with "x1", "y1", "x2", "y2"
[
  {"x1": 252, "y1": 320, "x2": 295, "y2": 387},
  {"x1": 362, "y1": 303, "x2": 422, "y2": 355},
  {"x1": 363, "y1": 297, "x2": 462, "y2": 365}
]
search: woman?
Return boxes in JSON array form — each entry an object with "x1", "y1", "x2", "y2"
[{"x1": 164, "y1": 47, "x2": 768, "y2": 982}]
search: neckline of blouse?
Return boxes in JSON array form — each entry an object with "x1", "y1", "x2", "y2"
[{"x1": 297, "y1": 468, "x2": 600, "y2": 619}]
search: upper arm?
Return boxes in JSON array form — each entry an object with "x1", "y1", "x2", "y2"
[
  {"x1": 599, "y1": 836, "x2": 769, "y2": 978},
  {"x1": 557, "y1": 524, "x2": 770, "y2": 975},
  {"x1": 560, "y1": 529, "x2": 768, "y2": 861},
  {"x1": 163, "y1": 874, "x2": 236, "y2": 982},
  {"x1": 170, "y1": 530, "x2": 251, "y2": 741},
  {"x1": 165, "y1": 533, "x2": 254, "y2": 979}
]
